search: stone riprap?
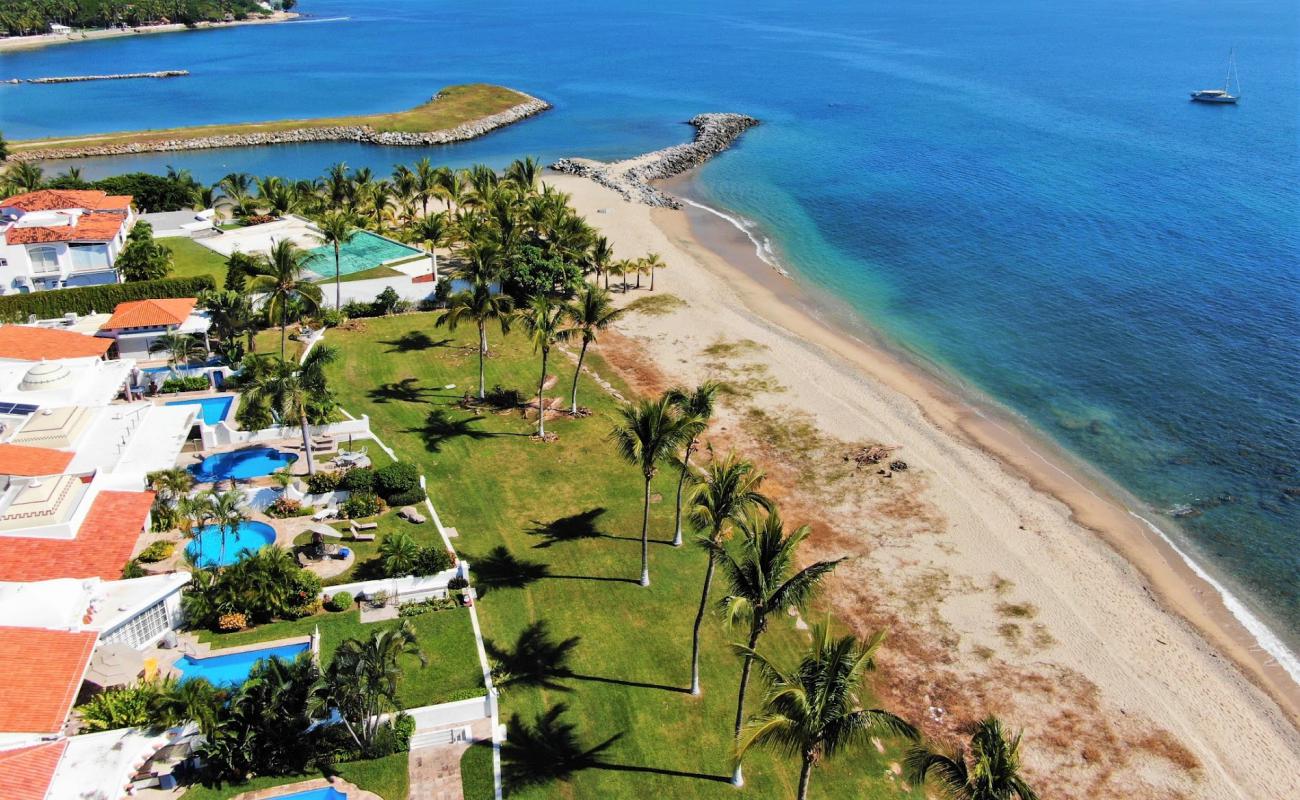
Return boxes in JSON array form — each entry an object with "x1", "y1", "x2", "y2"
[
  {"x1": 5, "y1": 70, "x2": 189, "y2": 84},
  {"x1": 9, "y1": 93, "x2": 551, "y2": 161},
  {"x1": 549, "y1": 113, "x2": 759, "y2": 208}
]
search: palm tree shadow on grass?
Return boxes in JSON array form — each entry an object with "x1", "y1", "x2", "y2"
[
  {"x1": 367, "y1": 377, "x2": 438, "y2": 405},
  {"x1": 404, "y1": 407, "x2": 507, "y2": 453},
  {"x1": 468, "y1": 545, "x2": 550, "y2": 596},
  {"x1": 379, "y1": 331, "x2": 451, "y2": 352},
  {"x1": 501, "y1": 704, "x2": 727, "y2": 794},
  {"x1": 487, "y1": 620, "x2": 688, "y2": 695},
  {"x1": 527, "y1": 507, "x2": 649, "y2": 548}
]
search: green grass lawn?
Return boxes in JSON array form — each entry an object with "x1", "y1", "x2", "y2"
[
  {"x1": 164, "y1": 237, "x2": 228, "y2": 284},
  {"x1": 293, "y1": 515, "x2": 442, "y2": 586},
  {"x1": 197, "y1": 607, "x2": 483, "y2": 708},
  {"x1": 460, "y1": 742, "x2": 494, "y2": 800},
  {"x1": 253, "y1": 327, "x2": 306, "y2": 361},
  {"x1": 181, "y1": 752, "x2": 409, "y2": 800},
  {"x1": 322, "y1": 313, "x2": 915, "y2": 799}
]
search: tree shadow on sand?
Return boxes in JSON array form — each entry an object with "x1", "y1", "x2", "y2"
[
  {"x1": 501, "y1": 704, "x2": 728, "y2": 793},
  {"x1": 379, "y1": 331, "x2": 451, "y2": 353},
  {"x1": 467, "y1": 545, "x2": 550, "y2": 596}
]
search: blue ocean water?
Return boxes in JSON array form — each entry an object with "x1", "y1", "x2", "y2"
[{"x1": 2, "y1": 1, "x2": 1297, "y2": 664}]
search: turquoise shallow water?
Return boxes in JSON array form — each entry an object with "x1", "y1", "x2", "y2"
[{"x1": 2, "y1": 1, "x2": 1297, "y2": 666}]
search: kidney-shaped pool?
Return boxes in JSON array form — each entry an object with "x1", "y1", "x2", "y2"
[{"x1": 189, "y1": 446, "x2": 297, "y2": 483}]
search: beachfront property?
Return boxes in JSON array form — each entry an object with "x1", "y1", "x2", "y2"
[
  {"x1": 94, "y1": 297, "x2": 212, "y2": 361},
  {"x1": 0, "y1": 190, "x2": 136, "y2": 294}
]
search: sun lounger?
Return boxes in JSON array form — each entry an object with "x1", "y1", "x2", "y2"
[
  {"x1": 350, "y1": 519, "x2": 378, "y2": 540},
  {"x1": 311, "y1": 507, "x2": 337, "y2": 521}
]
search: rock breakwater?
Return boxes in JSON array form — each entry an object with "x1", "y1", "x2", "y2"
[
  {"x1": 6, "y1": 70, "x2": 189, "y2": 84},
  {"x1": 9, "y1": 92, "x2": 551, "y2": 162},
  {"x1": 549, "y1": 113, "x2": 759, "y2": 208}
]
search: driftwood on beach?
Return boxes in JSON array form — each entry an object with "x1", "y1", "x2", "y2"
[
  {"x1": 5, "y1": 70, "x2": 189, "y2": 84},
  {"x1": 549, "y1": 113, "x2": 760, "y2": 208}
]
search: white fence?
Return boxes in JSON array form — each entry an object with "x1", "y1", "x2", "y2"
[
  {"x1": 200, "y1": 415, "x2": 372, "y2": 449},
  {"x1": 322, "y1": 562, "x2": 468, "y2": 604},
  {"x1": 406, "y1": 695, "x2": 494, "y2": 732}
]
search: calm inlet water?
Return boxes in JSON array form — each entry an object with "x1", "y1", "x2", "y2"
[{"x1": 3, "y1": 0, "x2": 1297, "y2": 669}]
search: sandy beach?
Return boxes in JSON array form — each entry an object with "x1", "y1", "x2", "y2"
[
  {"x1": 545, "y1": 170, "x2": 1300, "y2": 797},
  {"x1": 0, "y1": 13, "x2": 298, "y2": 53}
]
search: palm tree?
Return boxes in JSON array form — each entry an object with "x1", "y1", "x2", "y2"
[
  {"x1": 412, "y1": 157, "x2": 440, "y2": 217},
  {"x1": 314, "y1": 210, "x2": 357, "y2": 311},
  {"x1": 435, "y1": 286, "x2": 515, "y2": 400},
  {"x1": 408, "y1": 210, "x2": 449, "y2": 279},
  {"x1": 316, "y1": 621, "x2": 425, "y2": 755},
  {"x1": 436, "y1": 167, "x2": 467, "y2": 211},
  {"x1": 149, "y1": 331, "x2": 207, "y2": 374},
  {"x1": 643, "y1": 252, "x2": 666, "y2": 291},
  {"x1": 737, "y1": 621, "x2": 918, "y2": 799},
  {"x1": 379, "y1": 531, "x2": 419, "y2": 600},
  {"x1": 3, "y1": 161, "x2": 44, "y2": 194},
  {"x1": 905, "y1": 717, "x2": 1040, "y2": 800},
  {"x1": 586, "y1": 235, "x2": 615, "y2": 290},
  {"x1": 563, "y1": 284, "x2": 623, "y2": 415},
  {"x1": 238, "y1": 345, "x2": 338, "y2": 474},
  {"x1": 245, "y1": 239, "x2": 322, "y2": 360},
  {"x1": 609, "y1": 397, "x2": 694, "y2": 587},
  {"x1": 205, "y1": 489, "x2": 248, "y2": 570},
  {"x1": 520, "y1": 294, "x2": 570, "y2": 438},
  {"x1": 705, "y1": 508, "x2": 844, "y2": 786},
  {"x1": 685, "y1": 451, "x2": 770, "y2": 696},
  {"x1": 667, "y1": 381, "x2": 720, "y2": 547},
  {"x1": 505, "y1": 156, "x2": 541, "y2": 191}
]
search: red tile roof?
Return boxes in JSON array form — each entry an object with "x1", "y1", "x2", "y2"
[
  {"x1": 0, "y1": 326, "x2": 112, "y2": 361},
  {"x1": 0, "y1": 628, "x2": 96, "y2": 734},
  {"x1": 0, "y1": 739, "x2": 68, "y2": 800},
  {"x1": 0, "y1": 491, "x2": 154, "y2": 582},
  {"x1": 411, "y1": 272, "x2": 436, "y2": 284},
  {"x1": 0, "y1": 444, "x2": 74, "y2": 477},
  {"x1": 101, "y1": 297, "x2": 196, "y2": 330},
  {"x1": 1, "y1": 189, "x2": 133, "y2": 213},
  {"x1": 5, "y1": 211, "x2": 129, "y2": 245}
]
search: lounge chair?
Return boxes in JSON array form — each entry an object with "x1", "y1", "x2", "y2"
[
  {"x1": 311, "y1": 507, "x2": 337, "y2": 521},
  {"x1": 350, "y1": 519, "x2": 377, "y2": 541}
]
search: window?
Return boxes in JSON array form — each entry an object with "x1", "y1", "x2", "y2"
[
  {"x1": 102, "y1": 598, "x2": 172, "y2": 649},
  {"x1": 28, "y1": 246, "x2": 59, "y2": 274},
  {"x1": 69, "y1": 243, "x2": 109, "y2": 270}
]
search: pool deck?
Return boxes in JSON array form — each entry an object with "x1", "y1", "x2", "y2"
[{"x1": 229, "y1": 777, "x2": 381, "y2": 800}]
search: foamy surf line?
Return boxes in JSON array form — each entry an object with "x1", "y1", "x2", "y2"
[
  {"x1": 679, "y1": 197, "x2": 789, "y2": 276},
  {"x1": 966, "y1": 405, "x2": 1300, "y2": 687}
]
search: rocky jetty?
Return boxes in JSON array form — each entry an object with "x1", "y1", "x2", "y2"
[
  {"x1": 9, "y1": 93, "x2": 551, "y2": 161},
  {"x1": 549, "y1": 113, "x2": 759, "y2": 208},
  {"x1": 7, "y1": 70, "x2": 189, "y2": 84}
]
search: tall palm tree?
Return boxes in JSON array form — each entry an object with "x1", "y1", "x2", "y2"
[
  {"x1": 705, "y1": 508, "x2": 844, "y2": 786},
  {"x1": 435, "y1": 286, "x2": 516, "y2": 400},
  {"x1": 505, "y1": 156, "x2": 541, "y2": 191},
  {"x1": 643, "y1": 252, "x2": 666, "y2": 291},
  {"x1": 3, "y1": 161, "x2": 44, "y2": 194},
  {"x1": 563, "y1": 284, "x2": 623, "y2": 415},
  {"x1": 905, "y1": 717, "x2": 1040, "y2": 800},
  {"x1": 738, "y1": 621, "x2": 918, "y2": 799},
  {"x1": 411, "y1": 157, "x2": 440, "y2": 217},
  {"x1": 520, "y1": 294, "x2": 570, "y2": 438},
  {"x1": 239, "y1": 345, "x2": 338, "y2": 474},
  {"x1": 609, "y1": 397, "x2": 693, "y2": 587},
  {"x1": 316, "y1": 621, "x2": 425, "y2": 755},
  {"x1": 323, "y1": 162, "x2": 352, "y2": 210},
  {"x1": 314, "y1": 210, "x2": 357, "y2": 311},
  {"x1": 149, "y1": 331, "x2": 207, "y2": 374},
  {"x1": 666, "y1": 381, "x2": 720, "y2": 547},
  {"x1": 685, "y1": 451, "x2": 770, "y2": 695},
  {"x1": 245, "y1": 239, "x2": 322, "y2": 360},
  {"x1": 436, "y1": 167, "x2": 467, "y2": 211},
  {"x1": 205, "y1": 489, "x2": 248, "y2": 570},
  {"x1": 586, "y1": 235, "x2": 615, "y2": 290},
  {"x1": 408, "y1": 210, "x2": 449, "y2": 279},
  {"x1": 177, "y1": 490, "x2": 214, "y2": 559}
]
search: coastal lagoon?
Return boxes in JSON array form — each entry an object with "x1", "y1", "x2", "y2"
[{"x1": 3, "y1": 0, "x2": 1297, "y2": 665}]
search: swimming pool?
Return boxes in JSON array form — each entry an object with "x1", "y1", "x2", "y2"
[
  {"x1": 175, "y1": 641, "x2": 310, "y2": 686},
  {"x1": 166, "y1": 395, "x2": 234, "y2": 425},
  {"x1": 268, "y1": 788, "x2": 347, "y2": 800},
  {"x1": 186, "y1": 520, "x2": 277, "y2": 567},
  {"x1": 189, "y1": 446, "x2": 297, "y2": 482},
  {"x1": 303, "y1": 230, "x2": 424, "y2": 278}
]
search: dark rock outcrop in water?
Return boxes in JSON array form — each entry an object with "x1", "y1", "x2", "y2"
[
  {"x1": 9, "y1": 93, "x2": 551, "y2": 161},
  {"x1": 549, "y1": 113, "x2": 760, "y2": 208},
  {"x1": 6, "y1": 70, "x2": 189, "y2": 84}
]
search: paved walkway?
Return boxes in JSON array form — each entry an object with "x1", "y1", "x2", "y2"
[{"x1": 407, "y1": 719, "x2": 492, "y2": 800}]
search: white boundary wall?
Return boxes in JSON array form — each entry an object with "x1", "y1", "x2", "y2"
[
  {"x1": 406, "y1": 696, "x2": 492, "y2": 732},
  {"x1": 200, "y1": 415, "x2": 371, "y2": 449}
]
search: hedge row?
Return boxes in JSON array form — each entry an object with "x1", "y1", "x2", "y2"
[{"x1": 0, "y1": 276, "x2": 216, "y2": 322}]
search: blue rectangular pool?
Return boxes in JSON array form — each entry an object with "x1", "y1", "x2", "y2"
[
  {"x1": 166, "y1": 395, "x2": 233, "y2": 425},
  {"x1": 175, "y1": 642, "x2": 309, "y2": 686}
]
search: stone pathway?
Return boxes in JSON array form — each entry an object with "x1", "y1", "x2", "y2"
[{"x1": 407, "y1": 719, "x2": 493, "y2": 800}]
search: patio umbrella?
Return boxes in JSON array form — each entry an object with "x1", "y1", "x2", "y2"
[{"x1": 84, "y1": 643, "x2": 145, "y2": 689}]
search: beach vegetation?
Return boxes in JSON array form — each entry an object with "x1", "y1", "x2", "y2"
[
  {"x1": 519, "y1": 292, "x2": 570, "y2": 438},
  {"x1": 625, "y1": 292, "x2": 687, "y2": 316},
  {"x1": 564, "y1": 283, "x2": 624, "y2": 414},
  {"x1": 0, "y1": 1, "x2": 271, "y2": 37},
  {"x1": 905, "y1": 717, "x2": 1040, "y2": 800}
]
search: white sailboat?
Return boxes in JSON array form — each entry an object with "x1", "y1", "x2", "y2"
[{"x1": 1191, "y1": 49, "x2": 1241, "y2": 104}]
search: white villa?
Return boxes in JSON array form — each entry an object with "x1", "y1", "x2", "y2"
[{"x1": 0, "y1": 190, "x2": 135, "y2": 295}]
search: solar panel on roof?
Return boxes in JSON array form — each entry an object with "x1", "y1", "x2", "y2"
[{"x1": 0, "y1": 403, "x2": 38, "y2": 415}]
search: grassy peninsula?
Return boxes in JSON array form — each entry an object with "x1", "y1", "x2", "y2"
[{"x1": 7, "y1": 84, "x2": 547, "y2": 157}]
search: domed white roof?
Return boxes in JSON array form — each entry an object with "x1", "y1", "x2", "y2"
[{"x1": 19, "y1": 359, "x2": 73, "y2": 392}]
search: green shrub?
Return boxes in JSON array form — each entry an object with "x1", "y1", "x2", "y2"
[
  {"x1": 159, "y1": 375, "x2": 210, "y2": 393},
  {"x1": 339, "y1": 491, "x2": 385, "y2": 519},
  {"x1": 374, "y1": 462, "x2": 419, "y2": 500},
  {"x1": 319, "y1": 308, "x2": 346, "y2": 328},
  {"x1": 388, "y1": 487, "x2": 427, "y2": 507},
  {"x1": 373, "y1": 713, "x2": 416, "y2": 756},
  {"x1": 338, "y1": 467, "x2": 375, "y2": 492},
  {"x1": 77, "y1": 683, "x2": 158, "y2": 731},
  {"x1": 0, "y1": 275, "x2": 215, "y2": 323},
  {"x1": 282, "y1": 597, "x2": 323, "y2": 619},
  {"x1": 398, "y1": 596, "x2": 456, "y2": 617},
  {"x1": 414, "y1": 545, "x2": 453, "y2": 576},
  {"x1": 121, "y1": 559, "x2": 146, "y2": 579},
  {"x1": 448, "y1": 575, "x2": 469, "y2": 591},
  {"x1": 266, "y1": 496, "x2": 304, "y2": 518},
  {"x1": 138, "y1": 540, "x2": 174, "y2": 563},
  {"x1": 325, "y1": 591, "x2": 353, "y2": 612},
  {"x1": 305, "y1": 470, "x2": 342, "y2": 494}
]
